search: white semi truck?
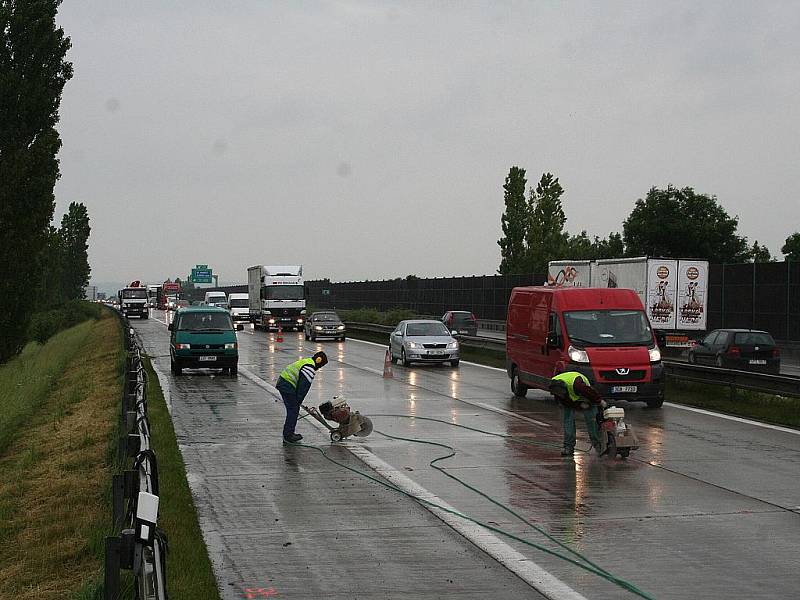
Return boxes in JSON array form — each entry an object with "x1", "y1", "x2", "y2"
[
  {"x1": 548, "y1": 256, "x2": 709, "y2": 348},
  {"x1": 247, "y1": 265, "x2": 306, "y2": 330}
]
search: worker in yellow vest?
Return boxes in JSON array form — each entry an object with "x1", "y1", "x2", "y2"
[
  {"x1": 549, "y1": 372, "x2": 606, "y2": 456},
  {"x1": 276, "y1": 351, "x2": 328, "y2": 443}
]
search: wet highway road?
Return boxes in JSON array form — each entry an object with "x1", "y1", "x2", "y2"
[{"x1": 133, "y1": 311, "x2": 800, "y2": 600}]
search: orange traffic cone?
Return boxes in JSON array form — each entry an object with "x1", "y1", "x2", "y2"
[
  {"x1": 383, "y1": 348, "x2": 393, "y2": 379},
  {"x1": 276, "y1": 325, "x2": 284, "y2": 343}
]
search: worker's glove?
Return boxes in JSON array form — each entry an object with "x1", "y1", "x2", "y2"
[{"x1": 600, "y1": 400, "x2": 608, "y2": 409}]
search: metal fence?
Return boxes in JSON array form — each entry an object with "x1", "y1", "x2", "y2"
[
  {"x1": 308, "y1": 261, "x2": 800, "y2": 342},
  {"x1": 105, "y1": 317, "x2": 168, "y2": 600},
  {"x1": 307, "y1": 274, "x2": 546, "y2": 320}
]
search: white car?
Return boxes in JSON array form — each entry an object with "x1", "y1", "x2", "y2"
[{"x1": 389, "y1": 320, "x2": 459, "y2": 367}]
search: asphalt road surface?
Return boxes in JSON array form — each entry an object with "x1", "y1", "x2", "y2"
[{"x1": 133, "y1": 310, "x2": 800, "y2": 600}]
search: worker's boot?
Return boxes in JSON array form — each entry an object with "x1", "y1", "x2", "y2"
[
  {"x1": 560, "y1": 445, "x2": 574, "y2": 456},
  {"x1": 283, "y1": 433, "x2": 303, "y2": 444}
]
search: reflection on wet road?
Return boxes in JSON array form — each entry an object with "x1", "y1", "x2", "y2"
[{"x1": 134, "y1": 311, "x2": 800, "y2": 600}]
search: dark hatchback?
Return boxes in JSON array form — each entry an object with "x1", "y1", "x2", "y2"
[
  {"x1": 442, "y1": 311, "x2": 478, "y2": 337},
  {"x1": 688, "y1": 329, "x2": 780, "y2": 374}
]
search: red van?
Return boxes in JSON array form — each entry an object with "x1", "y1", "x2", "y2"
[{"x1": 506, "y1": 287, "x2": 664, "y2": 408}]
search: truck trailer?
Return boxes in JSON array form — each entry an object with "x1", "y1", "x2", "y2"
[
  {"x1": 547, "y1": 257, "x2": 709, "y2": 348},
  {"x1": 247, "y1": 265, "x2": 306, "y2": 330}
]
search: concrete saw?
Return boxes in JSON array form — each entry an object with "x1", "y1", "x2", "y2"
[{"x1": 302, "y1": 396, "x2": 373, "y2": 442}]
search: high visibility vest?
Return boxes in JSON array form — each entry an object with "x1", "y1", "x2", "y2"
[
  {"x1": 280, "y1": 358, "x2": 315, "y2": 388},
  {"x1": 551, "y1": 372, "x2": 591, "y2": 403}
]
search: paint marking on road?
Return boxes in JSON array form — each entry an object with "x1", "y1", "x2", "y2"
[
  {"x1": 238, "y1": 365, "x2": 582, "y2": 600},
  {"x1": 346, "y1": 336, "x2": 799, "y2": 435},
  {"x1": 347, "y1": 337, "x2": 507, "y2": 372},
  {"x1": 664, "y1": 402, "x2": 800, "y2": 436},
  {"x1": 468, "y1": 401, "x2": 551, "y2": 428}
]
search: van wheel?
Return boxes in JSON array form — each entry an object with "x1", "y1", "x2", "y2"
[
  {"x1": 230, "y1": 364, "x2": 238, "y2": 376},
  {"x1": 171, "y1": 359, "x2": 182, "y2": 376},
  {"x1": 646, "y1": 398, "x2": 664, "y2": 409},
  {"x1": 511, "y1": 368, "x2": 528, "y2": 398}
]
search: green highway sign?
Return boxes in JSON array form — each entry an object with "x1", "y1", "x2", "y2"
[{"x1": 191, "y1": 265, "x2": 213, "y2": 283}]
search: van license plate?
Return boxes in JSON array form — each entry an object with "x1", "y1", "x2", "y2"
[
  {"x1": 199, "y1": 355, "x2": 217, "y2": 362},
  {"x1": 611, "y1": 385, "x2": 637, "y2": 393},
  {"x1": 749, "y1": 360, "x2": 766, "y2": 365}
]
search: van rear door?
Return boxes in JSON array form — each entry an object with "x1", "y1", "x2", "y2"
[
  {"x1": 525, "y1": 290, "x2": 552, "y2": 385},
  {"x1": 507, "y1": 290, "x2": 532, "y2": 377}
]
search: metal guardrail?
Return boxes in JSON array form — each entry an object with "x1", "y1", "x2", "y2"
[
  {"x1": 105, "y1": 316, "x2": 168, "y2": 600},
  {"x1": 664, "y1": 362, "x2": 800, "y2": 398},
  {"x1": 345, "y1": 321, "x2": 800, "y2": 398}
]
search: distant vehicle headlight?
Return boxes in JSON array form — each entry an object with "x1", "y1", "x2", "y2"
[
  {"x1": 315, "y1": 325, "x2": 323, "y2": 331},
  {"x1": 447, "y1": 341, "x2": 458, "y2": 349},
  {"x1": 568, "y1": 345, "x2": 590, "y2": 364},
  {"x1": 648, "y1": 347, "x2": 662, "y2": 363},
  {"x1": 268, "y1": 318, "x2": 276, "y2": 324},
  {"x1": 337, "y1": 325, "x2": 345, "y2": 330},
  {"x1": 297, "y1": 318, "x2": 304, "y2": 324}
]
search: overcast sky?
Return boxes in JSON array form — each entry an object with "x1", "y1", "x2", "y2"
[{"x1": 54, "y1": 1, "x2": 800, "y2": 291}]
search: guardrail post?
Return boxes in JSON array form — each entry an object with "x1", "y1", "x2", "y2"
[
  {"x1": 104, "y1": 536, "x2": 121, "y2": 600},
  {"x1": 112, "y1": 474, "x2": 125, "y2": 531}
]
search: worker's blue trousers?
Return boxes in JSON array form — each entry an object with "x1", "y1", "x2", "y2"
[
  {"x1": 276, "y1": 378, "x2": 300, "y2": 440},
  {"x1": 562, "y1": 404, "x2": 601, "y2": 450}
]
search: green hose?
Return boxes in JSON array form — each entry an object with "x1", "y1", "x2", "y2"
[{"x1": 289, "y1": 414, "x2": 656, "y2": 599}]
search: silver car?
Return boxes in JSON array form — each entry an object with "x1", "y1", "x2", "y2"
[
  {"x1": 304, "y1": 311, "x2": 346, "y2": 341},
  {"x1": 389, "y1": 320, "x2": 460, "y2": 367}
]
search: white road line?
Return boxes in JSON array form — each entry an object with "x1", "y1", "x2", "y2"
[
  {"x1": 663, "y1": 402, "x2": 800, "y2": 435},
  {"x1": 469, "y1": 401, "x2": 551, "y2": 428},
  {"x1": 347, "y1": 337, "x2": 507, "y2": 372},
  {"x1": 238, "y1": 365, "x2": 586, "y2": 600},
  {"x1": 346, "y1": 337, "x2": 800, "y2": 434}
]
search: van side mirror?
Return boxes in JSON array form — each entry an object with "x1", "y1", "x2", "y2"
[
  {"x1": 451, "y1": 330, "x2": 458, "y2": 337},
  {"x1": 546, "y1": 332, "x2": 560, "y2": 348}
]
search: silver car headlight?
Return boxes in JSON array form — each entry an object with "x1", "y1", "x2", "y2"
[
  {"x1": 337, "y1": 325, "x2": 345, "y2": 330},
  {"x1": 407, "y1": 341, "x2": 422, "y2": 349},
  {"x1": 648, "y1": 347, "x2": 662, "y2": 363},
  {"x1": 447, "y1": 341, "x2": 458, "y2": 349},
  {"x1": 568, "y1": 345, "x2": 590, "y2": 363},
  {"x1": 314, "y1": 325, "x2": 323, "y2": 331}
]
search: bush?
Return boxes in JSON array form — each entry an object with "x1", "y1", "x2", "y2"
[
  {"x1": 27, "y1": 301, "x2": 103, "y2": 344},
  {"x1": 339, "y1": 307, "x2": 418, "y2": 326}
]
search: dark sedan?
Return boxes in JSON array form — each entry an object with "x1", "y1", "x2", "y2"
[
  {"x1": 441, "y1": 311, "x2": 478, "y2": 337},
  {"x1": 689, "y1": 329, "x2": 780, "y2": 373},
  {"x1": 304, "y1": 311, "x2": 346, "y2": 342}
]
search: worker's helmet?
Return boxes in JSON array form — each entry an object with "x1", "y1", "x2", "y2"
[
  {"x1": 312, "y1": 351, "x2": 328, "y2": 369},
  {"x1": 548, "y1": 379, "x2": 568, "y2": 400}
]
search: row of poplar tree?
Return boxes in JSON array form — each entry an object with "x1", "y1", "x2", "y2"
[
  {"x1": 497, "y1": 166, "x2": 800, "y2": 275},
  {"x1": 0, "y1": 2, "x2": 91, "y2": 362}
]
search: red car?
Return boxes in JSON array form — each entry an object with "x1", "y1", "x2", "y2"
[{"x1": 506, "y1": 287, "x2": 665, "y2": 408}]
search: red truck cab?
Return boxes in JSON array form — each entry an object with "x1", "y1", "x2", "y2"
[{"x1": 506, "y1": 287, "x2": 664, "y2": 408}]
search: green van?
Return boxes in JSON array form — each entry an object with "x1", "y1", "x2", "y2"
[{"x1": 168, "y1": 306, "x2": 241, "y2": 375}]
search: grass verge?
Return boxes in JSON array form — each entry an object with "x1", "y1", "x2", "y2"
[
  {"x1": 667, "y1": 378, "x2": 800, "y2": 428},
  {"x1": 0, "y1": 310, "x2": 121, "y2": 600},
  {"x1": 141, "y1": 356, "x2": 221, "y2": 599}
]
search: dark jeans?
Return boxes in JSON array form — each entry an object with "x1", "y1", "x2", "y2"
[
  {"x1": 276, "y1": 379, "x2": 300, "y2": 440},
  {"x1": 562, "y1": 404, "x2": 600, "y2": 450}
]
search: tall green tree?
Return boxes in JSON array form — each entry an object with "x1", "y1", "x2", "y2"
[
  {"x1": 622, "y1": 186, "x2": 749, "y2": 263},
  {"x1": 524, "y1": 173, "x2": 566, "y2": 273},
  {"x1": 782, "y1": 233, "x2": 800, "y2": 261},
  {"x1": 564, "y1": 230, "x2": 625, "y2": 260},
  {"x1": 748, "y1": 241, "x2": 774, "y2": 263},
  {"x1": 0, "y1": 0, "x2": 72, "y2": 361},
  {"x1": 497, "y1": 166, "x2": 528, "y2": 274},
  {"x1": 57, "y1": 202, "x2": 91, "y2": 299}
]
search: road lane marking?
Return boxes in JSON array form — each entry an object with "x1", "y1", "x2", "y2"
[
  {"x1": 663, "y1": 402, "x2": 800, "y2": 435},
  {"x1": 238, "y1": 365, "x2": 585, "y2": 600},
  {"x1": 345, "y1": 338, "x2": 799, "y2": 435},
  {"x1": 348, "y1": 337, "x2": 507, "y2": 372}
]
